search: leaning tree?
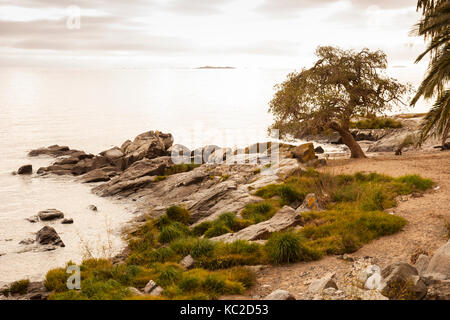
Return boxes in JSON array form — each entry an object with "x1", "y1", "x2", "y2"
[{"x1": 269, "y1": 46, "x2": 410, "y2": 158}]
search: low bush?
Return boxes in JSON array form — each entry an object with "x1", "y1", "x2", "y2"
[{"x1": 350, "y1": 117, "x2": 403, "y2": 129}]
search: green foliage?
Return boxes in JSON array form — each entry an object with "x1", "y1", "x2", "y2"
[
  {"x1": 300, "y1": 204, "x2": 407, "y2": 255},
  {"x1": 268, "y1": 46, "x2": 409, "y2": 158},
  {"x1": 241, "y1": 201, "x2": 278, "y2": 223},
  {"x1": 2, "y1": 279, "x2": 30, "y2": 295},
  {"x1": 265, "y1": 232, "x2": 320, "y2": 264},
  {"x1": 45, "y1": 268, "x2": 70, "y2": 292},
  {"x1": 192, "y1": 221, "x2": 213, "y2": 236},
  {"x1": 397, "y1": 175, "x2": 433, "y2": 191},
  {"x1": 164, "y1": 163, "x2": 201, "y2": 176},
  {"x1": 350, "y1": 117, "x2": 403, "y2": 129},
  {"x1": 166, "y1": 206, "x2": 191, "y2": 224},
  {"x1": 191, "y1": 239, "x2": 216, "y2": 259},
  {"x1": 204, "y1": 224, "x2": 232, "y2": 238}
]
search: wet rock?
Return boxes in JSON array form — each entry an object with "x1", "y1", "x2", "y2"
[
  {"x1": 180, "y1": 255, "x2": 195, "y2": 269},
  {"x1": 17, "y1": 165, "x2": 32, "y2": 175},
  {"x1": 264, "y1": 289, "x2": 296, "y2": 300},
  {"x1": 26, "y1": 215, "x2": 39, "y2": 223},
  {"x1": 61, "y1": 218, "x2": 73, "y2": 224},
  {"x1": 36, "y1": 226, "x2": 65, "y2": 247},
  {"x1": 88, "y1": 205, "x2": 98, "y2": 211},
  {"x1": 19, "y1": 238, "x2": 35, "y2": 245},
  {"x1": 292, "y1": 143, "x2": 315, "y2": 163},
  {"x1": 37, "y1": 209, "x2": 64, "y2": 221},
  {"x1": 307, "y1": 273, "x2": 338, "y2": 294},
  {"x1": 28, "y1": 145, "x2": 79, "y2": 157},
  {"x1": 314, "y1": 146, "x2": 325, "y2": 154},
  {"x1": 211, "y1": 206, "x2": 303, "y2": 243},
  {"x1": 424, "y1": 240, "x2": 450, "y2": 280},
  {"x1": 379, "y1": 263, "x2": 427, "y2": 300}
]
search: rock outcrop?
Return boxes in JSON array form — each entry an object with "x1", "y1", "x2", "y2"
[
  {"x1": 378, "y1": 263, "x2": 427, "y2": 300},
  {"x1": 424, "y1": 240, "x2": 450, "y2": 280},
  {"x1": 211, "y1": 206, "x2": 303, "y2": 243},
  {"x1": 36, "y1": 226, "x2": 65, "y2": 247},
  {"x1": 291, "y1": 143, "x2": 315, "y2": 163},
  {"x1": 307, "y1": 273, "x2": 338, "y2": 294}
]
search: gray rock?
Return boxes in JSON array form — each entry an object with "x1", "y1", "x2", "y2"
[
  {"x1": 180, "y1": 255, "x2": 195, "y2": 269},
  {"x1": 149, "y1": 286, "x2": 163, "y2": 296},
  {"x1": 37, "y1": 209, "x2": 64, "y2": 221},
  {"x1": 414, "y1": 254, "x2": 430, "y2": 276},
  {"x1": 143, "y1": 280, "x2": 157, "y2": 294},
  {"x1": 88, "y1": 205, "x2": 98, "y2": 211},
  {"x1": 28, "y1": 145, "x2": 79, "y2": 157},
  {"x1": 264, "y1": 289, "x2": 296, "y2": 300},
  {"x1": 36, "y1": 226, "x2": 65, "y2": 247},
  {"x1": 17, "y1": 165, "x2": 32, "y2": 175},
  {"x1": 379, "y1": 263, "x2": 427, "y2": 300},
  {"x1": 128, "y1": 287, "x2": 143, "y2": 296},
  {"x1": 19, "y1": 238, "x2": 35, "y2": 245},
  {"x1": 307, "y1": 273, "x2": 338, "y2": 294},
  {"x1": 61, "y1": 218, "x2": 73, "y2": 224},
  {"x1": 424, "y1": 240, "x2": 450, "y2": 280},
  {"x1": 211, "y1": 206, "x2": 303, "y2": 243}
]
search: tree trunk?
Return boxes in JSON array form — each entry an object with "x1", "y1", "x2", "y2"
[{"x1": 330, "y1": 122, "x2": 367, "y2": 159}]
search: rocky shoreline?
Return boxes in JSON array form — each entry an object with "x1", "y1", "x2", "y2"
[{"x1": 2, "y1": 115, "x2": 449, "y2": 300}]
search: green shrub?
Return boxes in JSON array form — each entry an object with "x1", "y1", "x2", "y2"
[
  {"x1": 81, "y1": 279, "x2": 130, "y2": 300},
  {"x1": 204, "y1": 224, "x2": 232, "y2": 238},
  {"x1": 156, "y1": 265, "x2": 182, "y2": 287},
  {"x1": 192, "y1": 221, "x2": 213, "y2": 236},
  {"x1": 191, "y1": 239, "x2": 216, "y2": 258},
  {"x1": 279, "y1": 185, "x2": 302, "y2": 204},
  {"x1": 158, "y1": 223, "x2": 190, "y2": 243},
  {"x1": 169, "y1": 237, "x2": 198, "y2": 256},
  {"x1": 166, "y1": 206, "x2": 191, "y2": 224},
  {"x1": 265, "y1": 232, "x2": 318, "y2": 264},
  {"x1": 6, "y1": 279, "x2": 30, "y2": 295},
  {"x1": 397, "y1": 175, "x2": 433, "y2": 191},
  {"x1": 45, "y1": 268, "x2": 70, "y2": 292},
  {"x1": 241, "y1": 201, "x2": 277, "y2": 223},
  {"x1": 178, "y1": 275, "x2": 202, "y2": 292},
  {"x1": 164, "y1": 164, "x2": 201, "y2": 176},
  {"x1": 149, "y1": 247, "x2": 177, "y2": 263},
  {"x1": 350, "y1": 117, "x2": 403, "y2": 129}
]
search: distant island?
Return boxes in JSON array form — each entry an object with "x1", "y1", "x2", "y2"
[{"x1": 195, "y1": 66, "x2": 236, "y2": 69}]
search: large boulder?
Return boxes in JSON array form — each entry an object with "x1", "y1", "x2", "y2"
[
  {"x1": 17, "y1": 165, "x2": 32, "y2": 175},
  {"x1": 211, "y1": 206, "x2": 303, "y2": 243},
  {"x1": 424, "y1": 240, "x2": 450, "y2": 280},
  {"x1": 93, "y1": 157, "x2": 172, "y2": 196},
  {"x1": 275, "y1": 158, "x2": 305, "y2": 180},
  {"x1": 121, "y1": 131, "x2": 173, "y2": 168},
  {"x1": 292, "y1": 143, "x2": 315, "y2": 163},
  {"x1": 37, "y1": 209, "x2": 64, "y2": 221},
  {"x1": 192, "y1": 145, "x2": 221, "y2": 164},
  {"x1": 36, "y1": 226, "x2": 65, "y2": 247},
  {"x1": 378, "y1": 263, "x2": 427, "y2": 300},
  {"x1": 264, "y1": 289, "x2": 296, "y2": 300}
]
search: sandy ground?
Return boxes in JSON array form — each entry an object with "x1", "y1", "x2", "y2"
[{"x1": 242, "y1": 150, "x2": 450, "y2": 299}]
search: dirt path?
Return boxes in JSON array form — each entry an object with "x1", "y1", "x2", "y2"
[{"x1": 245, "y1": 150, "x2": 450, "y2": 299}]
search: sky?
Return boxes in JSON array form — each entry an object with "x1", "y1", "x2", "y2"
[{"x1": 0, "y1": 0, "x2": 429, "y2": 70}]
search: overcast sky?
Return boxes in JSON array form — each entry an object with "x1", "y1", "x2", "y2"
[{"x1": 0, "y1": 0, "x2": 427, "y2": 69}]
